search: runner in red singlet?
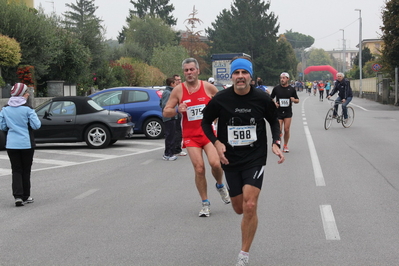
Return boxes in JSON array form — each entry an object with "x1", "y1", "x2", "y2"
[{"x1": 163, "y1": 58, "x2": 230, "y2": 217}]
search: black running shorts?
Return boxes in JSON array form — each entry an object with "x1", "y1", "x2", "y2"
[
  {"x1": 224, "y1": 165, "x2": 265, "y2": 197},
  {"x1": 277, "y1": 110, "x2": 293, "y2": 120}
]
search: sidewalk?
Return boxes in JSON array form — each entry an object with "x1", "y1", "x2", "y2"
[{"x1": 349, "y1": 96, "x2": 399, "y2": 111}]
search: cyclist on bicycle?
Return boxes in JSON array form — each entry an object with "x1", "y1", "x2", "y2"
[{"x1": 327, "y1": 72, "x2": 353, "y2": 123}]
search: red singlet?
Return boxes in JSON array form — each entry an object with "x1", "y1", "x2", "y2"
[{"x1": 180, "y1": 81, "x2": 211, "y2": 138}]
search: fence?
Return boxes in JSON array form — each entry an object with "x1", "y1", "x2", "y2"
[
  {"x1": 350, "y1": 76, "x2": 398, "y2": 105},
  {"x1": 351, "y1": 77, "x2": 377, "y2": 93}
]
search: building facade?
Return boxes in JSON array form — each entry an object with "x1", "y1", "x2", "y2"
[{"x1": 8, "y1": 0, "x2": 33, "y2": 8}]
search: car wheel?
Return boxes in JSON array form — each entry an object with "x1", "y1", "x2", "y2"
[
  {"x1": 84, "y1": 124, "x2": 111, "y2": 149},
  {"x1": 143, "y1": 118, "x2": 164, "y2": 139}
]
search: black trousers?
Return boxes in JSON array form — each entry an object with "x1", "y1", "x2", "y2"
[
  {"x1": 163, "y1": 117, "x2": 182, "y2": 156},
  {"x1": 7, "y1": 149, "x2": 35, "y2": 200}
]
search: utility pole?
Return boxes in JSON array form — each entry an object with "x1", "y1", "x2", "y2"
[
  {"x1": 355, "y1": 9, "x2": 362, "y2": 97},
  {"x1": 46, "y1": 1, "x2": 55, "y2": 13},
  {"x1": 340, "y1": 29, "x2": 346, "y2": 73}
]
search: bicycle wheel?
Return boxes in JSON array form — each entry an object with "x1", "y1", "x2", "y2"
[
  {"x1": 324, "y1": 108, "x2": 334, "y2": 130},
  {"x1": 342, "y1": 106, "x2": 355, "y2": 128}
]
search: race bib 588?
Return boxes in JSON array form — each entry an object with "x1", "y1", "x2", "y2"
[{"x1": 227, "y1": 125, "x2": 257, "y2": 146}]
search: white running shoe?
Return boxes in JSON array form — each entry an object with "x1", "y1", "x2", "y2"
[
  {"x1": 162, "y1": 155, "x2": 177, "y2": 161},
  {"x1": 236, "y1": 253, "x2": 249, "y2": 266},
  {"x1": 216, "y1": 184, "x2": 231, "y2": 204},
  {"x1": 199, "y1": 202, "x2": 210, "y2": 217},
  {"x1": 24, "y1": 197, "x2": 34, "y2": 204},
  {"x1": 283, "y1": 145, "x2": 289, "y2": 153},
  {"x1": 15, "y1": 198, "x2": 24, "y2": 207},
  {"x1": 175, "y1": 151, "x2": 187, "y2": 156}
]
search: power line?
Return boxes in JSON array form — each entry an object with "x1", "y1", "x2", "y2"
[{"x1": 314, "y1": 19, "x2": 358, "y2": 41}]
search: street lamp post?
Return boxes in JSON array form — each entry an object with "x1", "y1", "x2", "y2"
[
  {"x1": 340, "y1": 29, "x2": 346, "y2": 73},
  {"x1": 355, "y1": 9, "x2": 362, "y2": 97}
]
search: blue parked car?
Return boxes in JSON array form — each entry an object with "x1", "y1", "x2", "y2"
[{"x1": 90, "y1": 87, "x2": 164, "y2": 139}]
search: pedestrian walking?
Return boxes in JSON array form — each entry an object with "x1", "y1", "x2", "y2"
[{"x1": 0, "y1": 83, "x2": 41, "y2": 207}]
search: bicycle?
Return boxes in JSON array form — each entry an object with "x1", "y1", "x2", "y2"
[{"x1": 324, "y1": 99, "x2": 355, "y2": 130}]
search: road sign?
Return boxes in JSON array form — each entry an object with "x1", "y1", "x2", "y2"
[{"x1": 372, "y1": 63, "x2": 382, "y2": 72}]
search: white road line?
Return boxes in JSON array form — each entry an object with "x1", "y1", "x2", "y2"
[
  {"x1": 350, "y1": 103, "x2": 368, "y2": 111},
  {"x1": 302, "y1": 97, "x2": 325, "y2": 186},
  {"x1": 0, "y1": 146, "x2": 164, "y2": 177},
  {"x1": 33, "y1": 158, "x2": 77, "y2": 166},
  {"x1": 320, "y1": 205, "x2": 341, "y2": 240},
  {"x1": 133, "y1": 141, "x2": 164, "y2": 147},
  {"x1": 37, "y1": 150, "x2": 118, "y2": 159},
  {"x1": 31, "y1": 146, "x2": 164, "y2": 174},
  {"x1": 74, "y1": 189, "x2": 99, "y2": 199},
  {"x1": 113, "y1": 147, "x2": 149, "y2": 153},
  {"x1": 0, "y1": 154, "x2": 74, "y2": 166},
  {"x1": 304, "y1": 126, "x2": 325, "y2": 186}
]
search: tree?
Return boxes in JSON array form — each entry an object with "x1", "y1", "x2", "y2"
[
  {"x1": 0, "y1": 1, "x2": 60, "y2": 83},
  {"x1": 46, "y1": 29, "x2": 91, "y2": 84},
  {"x1": 63, "y1": 0, "x2": 105, "y2": 69},
  {"x1": 113, "y1": 57, "x2": 165, "y2": 86},
  {"x1": 349, "y1": 46, "x2": 374, "y2": 79},
  {"x1": 118, "y1": 0, "x2": 177, "y2": 43},
  {"x1": 0, "y1": 34, "x2": 21, "y2": 78},
  {"x1": 276, "y1": 35, "x2": 298, "y2": 79},
  {"x1": 381, "y1": 0, "x2": 399, "y2": 76},
  {"x1": 151, "y1": 45, "x2": 189, "y2": 77},
  {"x1": 284, "y1": 30, "x2": 314, "y2": 49},
  {"x1": 128, "y1": 0, "x2": 176, "y2": 26},
  {"x1": 305, "y1": 48, "x2": 333, "y2": 81},
  {"x1": 284, "y1": 29, "x2": 314, "y2": 69},
  {"x1": 125, "y1": 16, "x2": 178, "y2": 63},
  {"x1": 206, "y1": 0, "x2": 291, "y2": 84},
  {"x1": 180, "y1": 6, "x2": 210, "y2": 74},
  {"x1": 353, "y1": 46, "x2": 374, "y2": 67}
]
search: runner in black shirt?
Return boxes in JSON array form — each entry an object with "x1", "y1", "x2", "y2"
[
  {"x1": 270, "y1": 72, "x2": 299, "y2": 153},
  {"x1": 202, "y1": 57, "x2": 284, "y2": 266}
]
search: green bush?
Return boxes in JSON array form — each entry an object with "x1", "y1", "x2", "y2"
[{"x1": 0, "y1": 76, "x2": 5, "y2": 87}]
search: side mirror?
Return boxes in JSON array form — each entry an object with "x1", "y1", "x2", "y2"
[{"x1": 44, "y1": 111, "x2": 52, "y2": 120}]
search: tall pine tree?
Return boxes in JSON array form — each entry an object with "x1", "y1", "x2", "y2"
[
  {"x1": 119, "y1": 0, "x2": 176, "y2": 43},
  {"x1": 206, "y1": 0, "x2": 288, "y2": 84},
  {"x1": 63, "y1": 0, "x2": 105, "y2": 69}
]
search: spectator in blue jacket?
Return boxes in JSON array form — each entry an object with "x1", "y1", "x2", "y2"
[
  {"x1": 0, "y1": 83, "x2": 41, "y2": 207},
  {"x1": 256, "y1": 78, "x2": 269, "y2": 94}
]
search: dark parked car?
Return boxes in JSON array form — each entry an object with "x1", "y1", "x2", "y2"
[
  {"x1": 0, "y1": 96, "x2": 134, "y2": 150},
  {"x1": 90, "y1": 87, "x2": 164, "y2": 139}
]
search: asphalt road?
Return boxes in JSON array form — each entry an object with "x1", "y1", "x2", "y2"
[{"x1": 0, "y1": 93, "x2": 398, "y2": 266}]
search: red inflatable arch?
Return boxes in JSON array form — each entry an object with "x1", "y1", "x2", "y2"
[{"x1": 304, "y1": 65, "x2": 338, "y2": 80}]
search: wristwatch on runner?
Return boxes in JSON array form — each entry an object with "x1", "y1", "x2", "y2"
[{"x1": 273, "y1": 140, "x2": 281, "y2": 148}]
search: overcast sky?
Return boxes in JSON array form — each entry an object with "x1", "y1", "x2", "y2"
[{"x1": 35, "y1": 0, "x2": 385, "y2": 51}]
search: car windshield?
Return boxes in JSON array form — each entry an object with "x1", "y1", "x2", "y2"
[{"x1": 87, "y1": 99, "x2": 104, "y2": 111}]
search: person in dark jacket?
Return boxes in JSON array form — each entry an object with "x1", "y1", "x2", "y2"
[
  {"x1": 202, "y1": 56, "x2": 284, "y2": 266},
  {"x1": 160, "y1": 77, "x2": 185, "y2": 160},
  {"x1": 327, "y1": 72, "x2": 353, "y2": 123},
  {"x1": 0, "y1": 83, "x2": 41, "y2": 207}
]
